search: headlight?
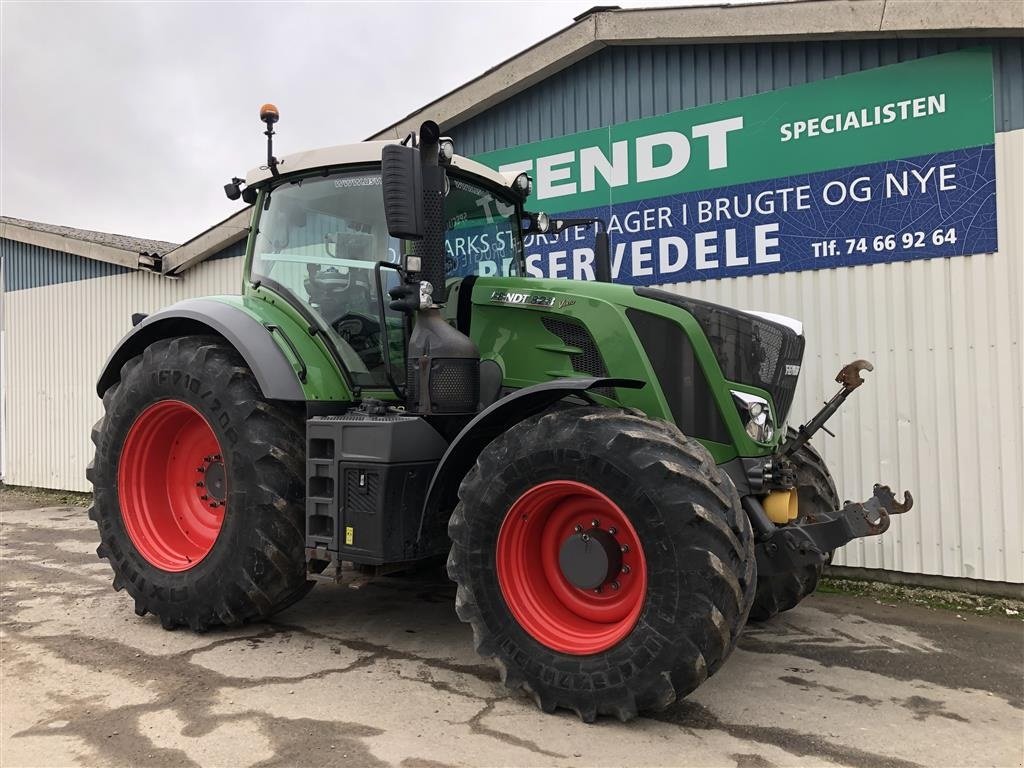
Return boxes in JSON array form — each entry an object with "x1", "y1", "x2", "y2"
[
  {"x1": 438, "y1": 138, "x2": 455, "y2": 165},
  {"x1": 513, "y1": 172, "x2": 532, "y2": 198},
  {"x1": 732, "y1": 391, "x2": 775, "y2": 443},
  {"x1": 524, "y1": 211, "x2": 550, "y2": 233}
]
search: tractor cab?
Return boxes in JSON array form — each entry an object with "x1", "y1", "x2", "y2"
[
  {"x1": 229, "y1": 106, "x2": 533, "y2": 404},
  {"x1": 242, "y1": 149, "x2": 525, "y2": 391}
]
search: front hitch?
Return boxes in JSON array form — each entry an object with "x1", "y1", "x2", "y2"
[
  {"x1": 753, "y1": 485, "x2": 914, "y2": 572},
  {"x1": 745, "y1": 358, "x2": 914, "y2": 576}
]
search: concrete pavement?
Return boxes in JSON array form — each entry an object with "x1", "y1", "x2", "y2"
[{"x1": 2, "y1": 500, "x2": 1022, "y2": 768}]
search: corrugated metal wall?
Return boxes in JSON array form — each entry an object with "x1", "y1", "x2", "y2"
[
  {"x1": 1, "y1": 249, "x2": 243, "y2": 491},
  {"x1": 449, "y1": 39, "x2": 1024, "y2": 584},
  {"x1": 451, "y1": 38, "x2": 1024, "y2": 153},
  {"x1": 677, "y1": 128, "x2": 1022, "y2": 584}
]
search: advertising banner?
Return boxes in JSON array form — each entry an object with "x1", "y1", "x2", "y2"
[{"x1": 467, "y1": 48, "x2": 998, "y2": 284}]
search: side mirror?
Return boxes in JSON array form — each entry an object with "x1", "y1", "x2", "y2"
[
  {"x1": 382, "y1": 144, "x2": 424, "y2": 240},
  {"x1": 530, "y1": 213, "x2": 613, "y2": 283}
]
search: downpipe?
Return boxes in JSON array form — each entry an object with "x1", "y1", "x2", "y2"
[{"x1": 741, "y1": 495, "x2": 776, "y2": 541}]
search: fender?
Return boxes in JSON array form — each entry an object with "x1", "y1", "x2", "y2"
[
  {"x1": 96, "y1": 298, "x2": 306, "y2": 401},
  {"x1": 418, "y1": 376, "x2": 645, "y2": 543}
]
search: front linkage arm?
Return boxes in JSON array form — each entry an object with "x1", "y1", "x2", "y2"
[{"x1": 780, "y1": 359, "x2": 874, "y2": 458}]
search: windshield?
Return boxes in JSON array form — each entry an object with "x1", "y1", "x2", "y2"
[
  {"x1": 252, "y1": 169, "x2": 403, "y2": 388},
  {"x1": 444, "y1": 176, "x2": 522, "y2": 280}
]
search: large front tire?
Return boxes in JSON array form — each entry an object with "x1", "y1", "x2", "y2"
[
  {"x1": 87, "y1": 335, "x2": 311, "y2": 631},
  {"x1": 447, "y1": 407, "x2": 755, "y2": 722}
]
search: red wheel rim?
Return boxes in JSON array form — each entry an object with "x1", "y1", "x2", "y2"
[
  {"x1": 496, "y1": 480, "x2": 647, "y2": 655},
  {"x1": 118, "y1": 400, "x2": 226, "y2": 572}
]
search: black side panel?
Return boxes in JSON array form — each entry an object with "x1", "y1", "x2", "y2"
[
  {"x1": 626, "y1": 309, "x2": 731, "y2": 444},
  {"x1": 306, "y1": 412, "x2": 448, "y2": 564},
  {"x1": 96, "y1": 298, "x2": 306, "y2": 401},
  {"x1": 455, "y1": 274, "x2": 478, "y2": 335}
]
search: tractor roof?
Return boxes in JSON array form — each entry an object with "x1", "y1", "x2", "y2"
[{"x1": 244, "y1": 140, "x2": 517, "y2": 192}]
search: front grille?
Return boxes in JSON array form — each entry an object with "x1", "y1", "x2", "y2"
[
  {"x1": 406, "y1": 357, "x2": 479, "y2": 413},
  {"x1": 540, "y1": 316, "x2": 614, "y2": 398},
  {"x1": 634, "y1": 287, "x2": 805, "y2": 424},
  {"x1": 541, "y1": 317, "x2": 608, "y2": 377}
]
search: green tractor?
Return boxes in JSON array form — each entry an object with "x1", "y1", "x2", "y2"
[{"x1": 88, "y1": 106, "x2": 911, "y2": 722}]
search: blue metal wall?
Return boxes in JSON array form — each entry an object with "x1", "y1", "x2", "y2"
[
  {"x1": 1, "y1": 236, "x2": 245, "y2": 292},
  {"x1": 208, "y1": 237, "x2": 246, "y2": 263},
  {"x1": 1, "y1": 240, "x2": 133, "y2": 292},
  {"x1": 450, "y1": 38, "x2": 1024, "y2": 154}
]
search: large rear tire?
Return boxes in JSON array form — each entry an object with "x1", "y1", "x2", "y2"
[
  {"x1": 447, "y1": 407, "x2": 755, "y2": 722},
  {"x1": 748, "y1": 430, "x2": 840, "y2": 621},
  {"x1": 87, "y1": 335, "x2": 311, "y2": 631}
]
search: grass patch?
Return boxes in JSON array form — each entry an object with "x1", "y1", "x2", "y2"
[
  {"x1": 0, "y1": 483, "x2": 93, "y2": 509},
  {"x1": 819, "y1": 576, "x2": 1023, "y2": 620}
]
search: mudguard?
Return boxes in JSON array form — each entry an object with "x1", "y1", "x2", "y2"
[
  {"x1": 418, "y1": 376, "x2": 645, "y2": 543},
  {"x1": 96, "y1": 298, "x2": 306, "y2": 401}
]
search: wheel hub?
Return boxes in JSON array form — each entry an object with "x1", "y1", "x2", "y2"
[
  {"x1": 558, "y1": 527, "x2": 623, "y2": 590},
  {"x1": 199, "y1": 456, "x2": 226, "y2": 504}
]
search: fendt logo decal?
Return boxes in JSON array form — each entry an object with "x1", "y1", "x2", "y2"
[{"x1": 489, "y1": 291, "x2": 557, "y2": 308}]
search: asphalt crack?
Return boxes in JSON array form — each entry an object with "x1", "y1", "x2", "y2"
[{"x1": 647, "y1": 700, "x2": 925, "y2": 768}]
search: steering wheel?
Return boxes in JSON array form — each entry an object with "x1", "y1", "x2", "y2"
[{"x1": 332, "y1": 313, "x2": 383, "y2": 367}]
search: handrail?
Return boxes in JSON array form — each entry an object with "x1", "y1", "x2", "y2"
[{"x1": 373, "y1": 261, "x2": 407, "y2": 400}]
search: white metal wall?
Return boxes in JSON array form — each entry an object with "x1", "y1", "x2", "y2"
[
  {"x1": 668, "y1": 128, "x2": 1024, "y2": 584},
  {"x1": 2, "y1": 256, "x2": 243, "y2": 493}
]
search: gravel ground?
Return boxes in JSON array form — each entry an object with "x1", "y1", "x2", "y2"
[{"x1": 2, "y1": 494, "x2": 1022, "y2": 768}]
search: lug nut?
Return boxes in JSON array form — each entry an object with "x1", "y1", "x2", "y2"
[
  {"x1": 210, "y1": 501, "x2": 220, "y2": 508},
  {"x1": 593, "y1": 586, "x2": 602, "y2": 594},
  {"x1": 622, "y1": 564, "x2": 631, "y2": 574},
  {"x1": 621, "y1": 544, "x2": 630, "y2": 553},
  {"x1": 610, "y1": 581, "x2": 620, "y2": 591},
  {"x1": 591, "y1": 519, "x2": 599, "y2": 528},
  {"x1": 581, "y1": 533, "x2": 590, "y2": 542},
  {"x1": 573, "y1": 525, "x2": 582, "y2": 533},
  {"x1": 196, "y1": 481, "x2": 204, "y2": 488},
  {"x1": 608, "y1": 526, "x2": 617, "y2": 535},
  {"x1": 196, "y1": 467, "x2": 205, "y2": 473},
  {"x1": 200, "y1": 494, "x2": 208, "y2": 500}
]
